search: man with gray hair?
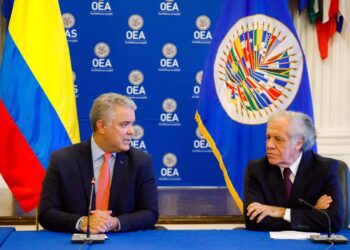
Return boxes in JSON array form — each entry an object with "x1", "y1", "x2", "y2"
[
  {"x1": 39, "y1": 93, "x2": 158, "y2": 233},
  {"x1": 244, "y1": 110, "x2": 343, "y2": 232}
]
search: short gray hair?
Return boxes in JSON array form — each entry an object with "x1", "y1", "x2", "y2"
[
  {"x1": 267, "y1": 110, "x2": 316, "y2": 152},
  {"x1": 90, "y1": 93, "x2": 137, "y2": 131}
]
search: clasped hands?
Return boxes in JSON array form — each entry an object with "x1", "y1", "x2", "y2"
[
  {"x1": 247, "y1": 194, "x2": 333, "y2": 223},
  {"x1": 81, "y1": 210, "x2": 119, "y2": 234}
]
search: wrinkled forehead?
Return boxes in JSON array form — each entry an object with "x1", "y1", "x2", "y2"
[
  {"x1": 267, "y1": 118, "x2": 291, "y2": 136},
  {"x1": 104, "y1": 105, "x2": 135, "y2": 122}
]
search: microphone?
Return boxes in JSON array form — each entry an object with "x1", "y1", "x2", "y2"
[
  {"x1": 298, "y1": 198, "x2": 348, "y2": 244},
  {"x1": 72, "y1": 178, "x2": 105, "y2": 244}
]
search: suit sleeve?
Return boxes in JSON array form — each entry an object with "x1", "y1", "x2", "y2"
[
  {"x1": 38, "y1": 154, "x2": 82, "y2": 233},
  {"x1": 117, "y1": 155, "x2": 159, "y2": 232},
  {"x1": 244, "y1": 162, "x2": 290, "y2": 231},
  {"x1": 291, "y1": 161, "x2": 343, "y2": 232}
]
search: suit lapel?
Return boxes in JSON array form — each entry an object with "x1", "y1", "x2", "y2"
[
  {"x1": 77, "y1": 139, "x2": 95, "y2": 209},
  {"x1": 267, "y1": 163, "x2": 288, "y2": 207},
  {"x1": 291, "y1": 151, "x2": 314, "y2": 205},
  {"x1": 109, "y1": 152, "x2": 129, "y2": 209}
]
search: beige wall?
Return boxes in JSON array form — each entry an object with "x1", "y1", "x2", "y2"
[{"x1": 292, "y1": 2, "x2": 350, "y2": 166}]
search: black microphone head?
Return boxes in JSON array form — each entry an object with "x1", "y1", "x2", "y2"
[{"x1": 298, "y1": 198, "x2": 304, "y2": 204}]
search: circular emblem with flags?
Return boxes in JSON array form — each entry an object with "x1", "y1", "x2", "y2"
[{"x1": 214, "y1": 14, "x2": 304, "y2": 125}]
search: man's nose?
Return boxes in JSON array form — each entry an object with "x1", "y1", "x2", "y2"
[
  {"x1": 266, "y1": 139, "x2": 275, "y2": 149},
  {"x1": 128, "y1": 125, "x2": 135, "y2": 135}
]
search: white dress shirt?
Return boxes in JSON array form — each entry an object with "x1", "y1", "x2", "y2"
[{"x1": 280, "y1": 153, "x2": 303, "y2": 222}]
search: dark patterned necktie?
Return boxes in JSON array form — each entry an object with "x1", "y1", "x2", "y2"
[{"x1": 283, "y1": 168, "x2": 293, "y2": 201}]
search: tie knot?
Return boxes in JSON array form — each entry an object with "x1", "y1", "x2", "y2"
[
  {"x1": 104, "y1": 153, "x2": 112, "y2": 162},
  {"x1": 283, "y1": 167, "x2": 292, "y2": 179}
]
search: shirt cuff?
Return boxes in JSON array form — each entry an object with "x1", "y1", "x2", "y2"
[
  {"x1": 283, "y1": 208, "x2": 291, "y2": 222},
  {"x1": 114, "y1": 217, "x2": 121, "y2": 231},
  {"x1": 75, "y1": 216, "x2": 85, "y2": 232}
]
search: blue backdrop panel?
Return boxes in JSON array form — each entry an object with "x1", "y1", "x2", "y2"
[{"x1": 60, "y1": 0, "x2": 225, "y2": 186}]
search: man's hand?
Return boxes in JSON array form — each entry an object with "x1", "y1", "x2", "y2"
[
  {"x1": 315, "y1": 195, "x2": 333, "y2": 210},
  {"x1": 81, "y1": 210, "x2": 119, "y2": 234},
  {"x1": 247, "y1": 202, "x2": 286, "y2": 223}
]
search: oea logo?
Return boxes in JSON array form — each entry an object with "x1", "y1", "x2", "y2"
[
  {"x1": 160, "y1": 98, "x2": 179, "y2": 122},
  {"x1": 126, "y1": 14, "x2": 146, "y2": 40},
  {"x1": 194, "y1": 15, "x2": 212, "y2": 40},
  {"x1": 160, "y1": 43, "x2": 179, "y2": 68},
  {"x1": 161, "y1": 153, "x2": 179, "y2": 177},
  {"x1": 126, "y1": 70, "x2": 146, "y2": 96},
  {"x1": 92, "y1": 42, "x2": 112, "y2": 68},
  {"x1": 131, "y1": 124, "x2": 146, "y2": 150},
  {"x1": 193, "y1": 127, "x2": 210, "y2": 149},
  {"x1": 91, "y1": 0, "x2": 111, "y2": 11},
  {"x1": 160, "y1": 0, "x2": 179, "y2": 12},
  {"x1": 62, "y1": 13, "x2": 77, "y2": 39},
  {"x1": 193, "y1": 70, "x2": 203, "y2": 96}
]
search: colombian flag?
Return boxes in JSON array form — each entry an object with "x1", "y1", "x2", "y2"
[
  {"x1": 0, "y1": 0, "x2": 80, "y2": 212},
  {"x1": 196, "y1": 0, "x2": 314, "y2": 213}
]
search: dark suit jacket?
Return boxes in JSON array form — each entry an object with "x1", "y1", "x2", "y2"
[
  {"x1": 38, "y1": 139, "x2": 159, "y2": 233},
  {"x1": 244, "y1": 150, "x2": 343, "y2": 232}
]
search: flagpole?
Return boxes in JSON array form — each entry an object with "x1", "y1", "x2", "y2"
[{"x1": 35, "y1": 208, "x2": 39, "y2": 231}]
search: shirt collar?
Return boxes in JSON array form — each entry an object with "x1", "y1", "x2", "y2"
[
  {"x1": 91, "y1": 136, "x2": 115, "y2": 161},
  {"x1": 280, "y1": 152, "x2": 303, "y2": 177}
]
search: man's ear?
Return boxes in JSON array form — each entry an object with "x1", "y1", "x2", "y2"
[
  {"x1": 295, "y1": 137, "x2": 304, "y2": 151},
  {"x1": 95, "y1": 120, "x2": 106, "y2": 135}
]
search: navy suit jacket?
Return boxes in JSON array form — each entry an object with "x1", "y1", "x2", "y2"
[
  {"x1": 38, "y1": 139, "x2": 159, "y2": 233},
  {"x1": 244, "y1": 150, "x2": 343, "y2": 232}
]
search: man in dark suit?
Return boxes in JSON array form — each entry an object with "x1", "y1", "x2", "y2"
[
  {"x1": 244, "y1": 110, "x2": 343, "y2": 232},
  {"x1": 39, "y1": 93, "x2": 158, "y2": 233}
]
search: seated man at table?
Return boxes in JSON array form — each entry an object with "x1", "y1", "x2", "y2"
[
  {"x1": 39, "y1": 93, "x2": 158, "y2": 233},
  {"x1": 244, "y1": 110, "x2": 343, "y2": 232}
]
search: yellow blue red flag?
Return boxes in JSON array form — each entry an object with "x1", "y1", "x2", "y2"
[
  {"x1": 0, "y1": 0, "x2": 80, "y2": 212},
  {"x1": 196, "y1": 0, "x2": 314, "y2": 212}
]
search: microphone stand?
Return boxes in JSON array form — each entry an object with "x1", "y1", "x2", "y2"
[
  {"x1": 72, "y1": 178, "x2": 106, "y2": 244},
  {"x1": 86, "y1": 178, "x2": 94, "y2": 240},
  {"x1": 298, "y1": 198, "x2": 348, "y2": 244}
]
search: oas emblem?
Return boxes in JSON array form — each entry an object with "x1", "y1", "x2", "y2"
[
  {"x1": 72, "y1": 70, "x2": 76, "y2": 82},
  {"x1": 132, "y1": 125, "x2": 144, "y2": 140},
  {"x1": 94, "y1": 42, "x2": 110, "y2": 58},
  {"x1": 163, "y1": 153, "x2": 177, "y2": 168},
  {"x1": 214, "y1": 14, "x2": 303, "y2": 124},
  {"x1": 128, "y1": 14, "x2": 144, "y2": 31},
  {"x1": 196, "y1": 15, "x2": 211, "y2": 31},
  {"x1": 195, "y1": 70, "x2": 203, "y2": 85},
  {"x1": 162, "y1": 43, "x2": 177, "y2": 59},
  {"x1": 162, "y1": 98, "x2": 177, "y2": 113},
  {"x1": 128, "y1": 70, "x2": 144, "y2": 86},
  {"x1": 62, "y1": 13, "x2": 75, "y2": 29},
  {"x1": 195, "y1": 127, "x2": 205, "y2": 140}
]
